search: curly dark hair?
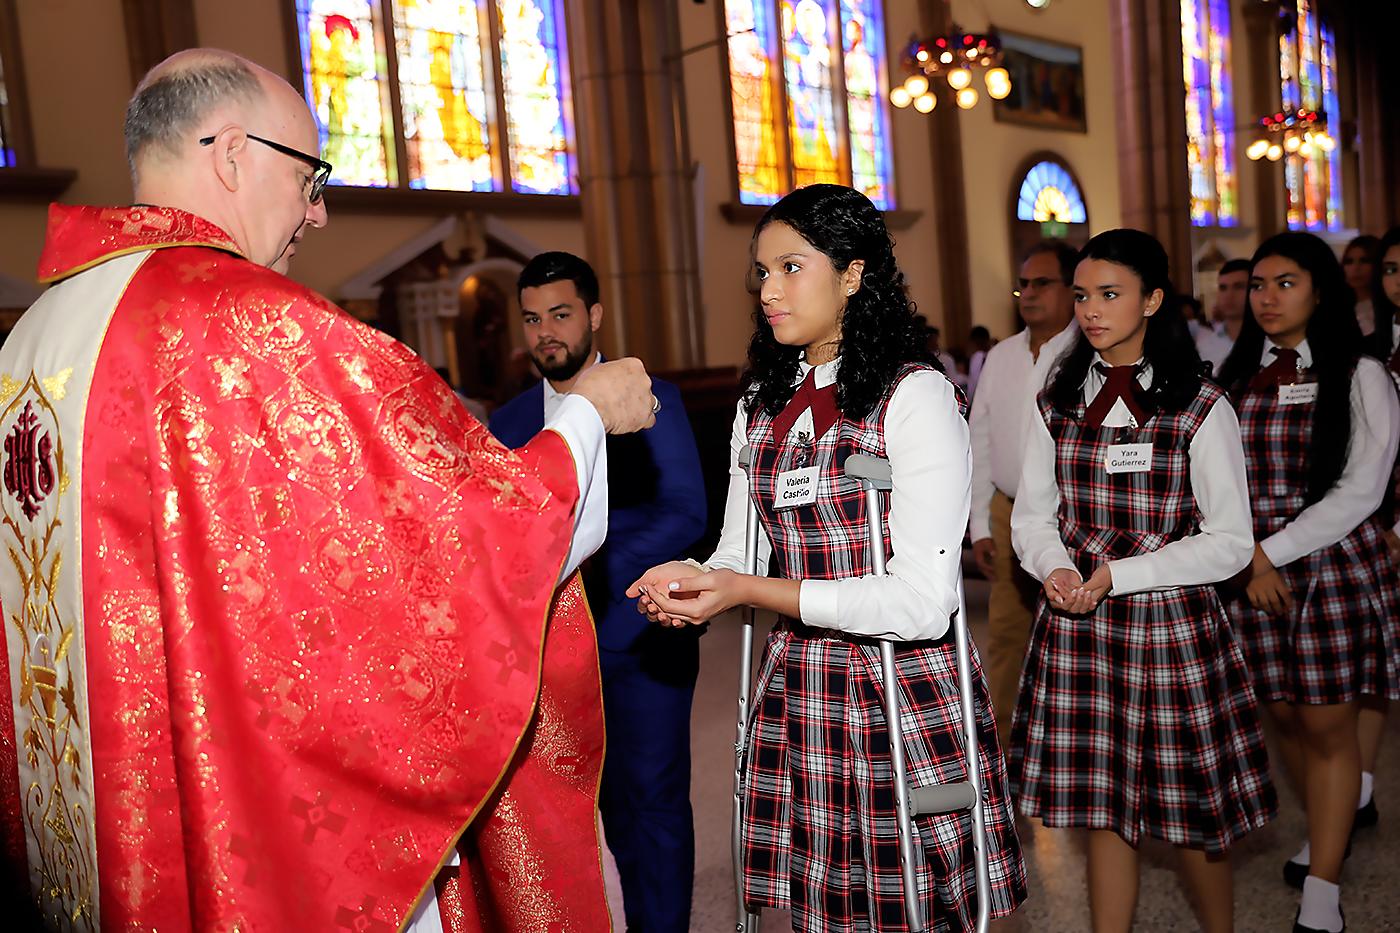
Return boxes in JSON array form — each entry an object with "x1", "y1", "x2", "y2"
[
  {"x1": 1217, "y1": 231, "x2": 1362, "y2": 504},
  {"x1": 1046, "y1": 228, "x2": 1205, "y2": 417},
  {"x1": 742, "y1": 184, "x2": 935, "y2": 419}
]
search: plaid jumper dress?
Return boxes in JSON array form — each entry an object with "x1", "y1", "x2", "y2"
[
  {"x1": 1226, "y1": 366, "x2": 1400, "y2": 705},
  {"x1": 1009, "y1": 380, "x2": 1276, "y2": 852},
  {"x1": 739, "y1": 364, "x2": 1027, "y2": 933}
]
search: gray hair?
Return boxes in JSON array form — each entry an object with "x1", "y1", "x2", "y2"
[{"x1": 124, "y1": 55, "x2": 264, "y2": 180}]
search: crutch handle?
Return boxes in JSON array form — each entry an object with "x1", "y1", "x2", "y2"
[
  {"x1": 910, "y1": 781, "x2": 977, "y2": 815},
  {"x1": 739, "y1": 444, "x2": 754, "y2": 471},
  {"x1": 844, "y1": 453, "x2": 892, "y2": 490}
]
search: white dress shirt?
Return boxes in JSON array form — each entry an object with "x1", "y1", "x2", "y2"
[
  {"x1": 1194, "y1": 326, "x2": 1234, "y2": 375},
  {"x1": 703, "y1": 359, "x2": 969, "y2": 641},
  {"x1": 1011, "y1": 357, "x2": 1255, "y2": 594},
  {"x1": 1356, "y1": 298, "x2": 1376, "y2": 336},
  {"x1": 968, "y1": 323, "x2": 1078, "y2": 541},
  {"x1": 407, "y1": 390, "x2": 609, "y2": 933},
  {"x1": 1255, "y1": 338, "x2": 1400, "y2": 568}
]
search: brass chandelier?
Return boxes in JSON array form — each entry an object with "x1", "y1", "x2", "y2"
[{"x1": 889, "y1": 27, "x2": 1011, "y2": 113}]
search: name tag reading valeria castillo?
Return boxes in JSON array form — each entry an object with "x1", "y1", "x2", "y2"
[
  {"x1": 775, "y1": 466, "x2": 819, "y2": 508},
  {"x1": 1279, "y1": 382, "x2": 1319, "y2": 405},
  {"x1": 1105, "y1": 443, "x2": 1153, "y2": 474}
]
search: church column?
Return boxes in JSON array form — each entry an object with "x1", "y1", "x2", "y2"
[
  {"x1": 1240, "y1": 0, "x2": 1285, "y2": 237},
  {"x1": 1108, "y1": 0, "x2": 1194, "y2": 289},
  {"x1": 564, "y1": 0, "x2": 705, "y2": 369},
  {"x1": 920, "y1": 0, "x2": 972, "y2": 351}
]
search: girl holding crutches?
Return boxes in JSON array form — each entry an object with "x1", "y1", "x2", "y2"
[
  {"x1": 1216, "y1": 232, "x2": 1400, "y2": 933},
  {"x1": 1010, "y1": 229, "x2": 1277, "y2": 933},
  {"x1": 627, "y1": 184, "x2": 1025, "y2": 932}
]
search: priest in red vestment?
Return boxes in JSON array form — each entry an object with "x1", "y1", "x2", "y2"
[{"x1": 0, "y1": 49, "x2": 657, "y2": 931}]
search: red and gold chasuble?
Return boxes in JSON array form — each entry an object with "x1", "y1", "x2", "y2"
[{"x1": 0, "y1": 205, "x2": 609, "y2": 931}]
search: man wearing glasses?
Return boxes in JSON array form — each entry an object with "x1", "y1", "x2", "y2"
[
  {"x1": 0, "y1": 48, "x2": 652, "y2": 931},
  {"x1": 968, "y1": 240, "x2": 1079, "y2": 748}
]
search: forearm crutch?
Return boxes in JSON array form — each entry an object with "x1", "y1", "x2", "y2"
[
  {"x1": 845, "y1": 454, "x2": 991, "y2": 933},
  {"x1": 733, "y1": 444, "x2": 762, "y2": 933}
]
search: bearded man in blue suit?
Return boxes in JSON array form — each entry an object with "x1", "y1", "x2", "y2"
[{"x1": 490, "y1": 252, "x2": 706, "y2": 932}]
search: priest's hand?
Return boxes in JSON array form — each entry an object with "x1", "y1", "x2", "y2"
[
  {"x1": 572, "y1": 358, "x2": 658, "y2": 434},
  {"x1": 646, "y1": 569, "x2": 751, "y2": 626},
  {"x1": 628, "y1": 561, "x2": 705, "y2": 628}
]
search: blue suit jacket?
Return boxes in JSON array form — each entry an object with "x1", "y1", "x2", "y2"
[{"x1": 489, "y1": 374, "x2": 707, "y2": 651}]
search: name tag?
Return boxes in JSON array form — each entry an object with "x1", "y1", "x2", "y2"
[
  {"x1": 775, "y1": 466, "x2": 819, "y2": 509},
  {"x1": 1279, "y1": 382, "x2": 1319, "y2": 405},
  {"x1": 1105, "y1": 443, "x2": 1153, "y2": 474}
]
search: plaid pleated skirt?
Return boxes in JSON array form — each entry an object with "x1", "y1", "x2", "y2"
[
  {"x1": 740, "y1": 622, "x2": 1027, "y2": 933},
  {"x1": 1010, "y1": 585, "x2": 1276, "y2": 853},
  {"x1": 1228, "y1": 516, "x2": 1400, "y2": 705}
]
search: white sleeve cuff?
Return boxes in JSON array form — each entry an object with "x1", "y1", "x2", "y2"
[
  {"x1": 798, "y1": 579, "x2": 839, "y2": 629},
  {"x1": 544, "y1": 393, "x2": 608, "y2": 584}
]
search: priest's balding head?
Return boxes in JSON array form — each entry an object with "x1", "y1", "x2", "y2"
[{"x1": 124, "y1": 49, "x2": 329, "y2": 274}]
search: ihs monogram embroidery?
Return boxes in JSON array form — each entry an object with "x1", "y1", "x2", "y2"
[{"x1": 3, "y1": 400, "x2": 56, "y2": 520}]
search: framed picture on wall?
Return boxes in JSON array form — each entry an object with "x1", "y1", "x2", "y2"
[{"x1": 991, "y1": 31, "x2": 1087, "y2": 133}]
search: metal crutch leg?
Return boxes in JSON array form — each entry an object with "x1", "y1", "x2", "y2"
[
  {"x1": 845, "y1": 455, "x2": 991, "y2": 933},
  {"x1": 733, "y1": 445, "x2": 762, "y2": 932}
]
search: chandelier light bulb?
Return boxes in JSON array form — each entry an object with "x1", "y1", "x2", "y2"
[
  {"x1": 1284, "y1": 135, "x2": 1302, "y2": 153},
  {"x1": 914, "y1": 92, "x2": 937, "y2": 113},
  {"x1": 1266, "y1": 143, "x2": 1284, "y2": 162},
  {"x1": 947, "y1": 67, "x2": 972, "y2": 90},
  {"x1": 1246, "y1": 138, "x2": 1270, "y2": 161},
  {"x1": 940, "y1": 51, "x2": 954, "y2": 64},
  {"x1": 890, "y1": 86, "x2": 913, "y2": 108},
  {"x1": 903, "y1": 74, "x2": 930, "y2": 97},
  {"x1": 956, "y1": 86, "x2": 980, "y2": 110},
  {"x1": 1298, "y1": 140, "x2": 1315, "y2": 158},
  {"x1": 1318, "y1": 133, "x2": 1337, "y2": 152},
  {"x1": 985, "y1": 67, "x2": 1011, "y2": 99}
]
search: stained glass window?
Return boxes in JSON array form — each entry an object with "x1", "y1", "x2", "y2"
[
  {"x1": 1181, "y1": 0, "x2": 1236, "y2": 227},
  {"x1": 293, "y1": 0, "x2": 577, "y2": 195},
  {"x1": 1016, "y1": 161, "x2": 1087, "y2": 224},
  {"x1": 1280, "y1": 0, "x2": 1342, "y2": 231},
  {"x1": 296, "y1": 0, "x2": 399, "y2": 187},
  {"x1": 497, "y1": 0, "x2": 576, "y2": 195},
  {"x1": 0, "y1": 49, "x2": 13, "y2": 168},
  {"x1": 724, "y1": 0, "x2": 895, "y2": 209}
]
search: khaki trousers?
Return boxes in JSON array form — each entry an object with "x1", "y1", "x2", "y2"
[{"x1": 985, "y1": 490, "x2": 1041, "y2": 748}]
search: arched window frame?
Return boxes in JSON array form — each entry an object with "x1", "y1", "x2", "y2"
[
  {"x1": 717, "y1": 0, "x2": 897, "y2": 214},
  {"x1": 284, "y1": 0, "x2": 580, "y2": 213}
]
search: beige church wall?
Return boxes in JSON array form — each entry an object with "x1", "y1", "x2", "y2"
[
  {"x1": 948, "y1": 0, "x2": 1122, "y2": 339},
  {"x1": 677, "y1": 0, "x2": 949, "y2": 369},
  {"x1": 0, "y1": 0, "x2": 133, "y2": 285}
]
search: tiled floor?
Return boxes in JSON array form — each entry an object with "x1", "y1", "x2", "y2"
[{"x1": 602, "y1": 578, "x2": 1400, "y2": 931}]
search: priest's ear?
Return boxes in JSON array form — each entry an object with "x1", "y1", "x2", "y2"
[{"x1": 203, "y1": 126, "x2": 249, "y2": 194}]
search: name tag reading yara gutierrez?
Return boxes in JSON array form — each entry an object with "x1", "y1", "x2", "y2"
[
  {"x1": 775, "y1": 466, "x2": 819, "y2": 509},
  {"x1": 1105, "y1": 443, "x2": 1153, "y2": 474}
]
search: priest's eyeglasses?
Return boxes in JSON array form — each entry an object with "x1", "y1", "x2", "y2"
[{"x1": 199, "y1": 133, "x2": 333, "y2": 205}]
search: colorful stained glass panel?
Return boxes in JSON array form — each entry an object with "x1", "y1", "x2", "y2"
[
  {"x1": 840, "y1": 0, "x2": 893, "y2": 209},
  {"x1": 1180, "y1": 0, "x2": 1236, "y2": 227},
  {"x1": 497, "y1": 0, "x2": 577, "y2": 195},
  {"x1": 781, "y1": 0, "x2": 844, "y2": 190},
  {"x1": 726, "y1": 0, "x2": 785, "y2": 205},
  {"x1": 295, "y1": 0, "x2": 398, "y2": 187},
  {"x1": 1281, "y1": 0, "x2": 1342, "y2": 231},
  {"x1": 0, "y1": 52, "x2": 13, "y2": 168},
  {"x1": 392, "y1": 0, "x2": 499, "y2": 191},
  {"x1": 1016, "y1": 161, "x2": 1087, "y2": 224}
]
